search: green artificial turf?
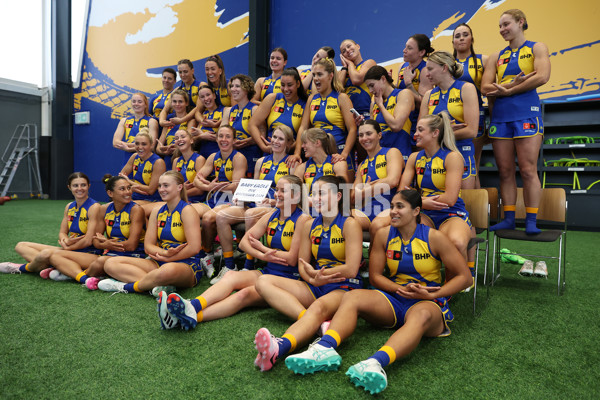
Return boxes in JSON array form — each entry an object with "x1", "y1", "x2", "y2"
[{"x1": 0, "y1": 200, "x2": 599, "y2": 399}]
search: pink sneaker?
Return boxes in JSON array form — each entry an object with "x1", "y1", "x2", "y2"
[
  {"x1": 318, "y1": 320, "x2": 332, "y2": 337},
  {"x1": 86, "y1": 277, "x2": 100, "y2": 290},
  {"x1": 254, "y1": 327, "x2": 279, "y2": 372},
  {"x1": 40, "y1": 267, "x2": 55, "y2": 279}
]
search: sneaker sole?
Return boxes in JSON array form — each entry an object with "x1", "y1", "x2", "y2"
[
  {"x1": 254, "y1": 328, "x2": 278, "y2": 372},
  {"x1": 166, "y1": 294, "x2": 197, "y2": 330},
  {"x1": 158, "y1": 292, "x2": 179, "y2": 330},
  {"x1": 346, "y1": 366, "x2": 387, "y2": 395},
  {"x1": 285, "y1": 354, "x2": 341, "y2": 375}
]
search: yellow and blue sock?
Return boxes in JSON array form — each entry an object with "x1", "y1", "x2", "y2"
[
  {"x1": 124, "y1": 281, "x2": 144, "y2": 293},
  {"x1": 525, "y1": 207, "x2": 541, "y2": 235},
  {"x1": 278, "y1": 333, "x2": 297, "y2": 356},
  {"x1": 368, "y1": 345, "x2": 396, "y2": 368},
  {"x1": 224, "y1": 251, "x2": 235, "y2": 269},
  {"x1": 319, "y1": 330, "x2": 341, "y2": 349},
  {"x1": 190, "y1": 295, "x2": 207, "y2": 322},
  {"x1": 18, "y1": 263, "x2": 32, "y2": 273},
  {"x1": 490, "y1": 205, "x2": 516, "y2": 231},
  {"x1": 244, "y1": 255, "x2": 254, "y2": 270},
  {"x1": 467, "y1": 261, "x2": 475, "y2": 278},
  {"x1": 75, "y1": 271, "x2": 90, "y2": 284}
]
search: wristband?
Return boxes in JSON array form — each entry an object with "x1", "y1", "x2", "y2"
[{"x1": 341, "y1": 67, "x2": 348, "y2": 71}]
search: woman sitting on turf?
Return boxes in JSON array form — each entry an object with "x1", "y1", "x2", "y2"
[
  {"x1": 253, "y1": 175, "x2": 362, "y2": 372},
  {"x1": 283, "y1": 189, "x2": 471, "y2": 394},
  {"x1": 96, "y1": 170, "x2": 202, "y2": 295},
  {"x1": 47, "y1": 174, "x2": 146, "y2": 289},
  {"x1": 0, "y1": 172, "x2": 102, "y2": 279},
  {"x1": 156, "y1": 174, "x2": 310, "y2": 330}
]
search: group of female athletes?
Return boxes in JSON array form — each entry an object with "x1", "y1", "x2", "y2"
[{"x1": 0, "y1": 9, "x2": 550, "y2": 395}]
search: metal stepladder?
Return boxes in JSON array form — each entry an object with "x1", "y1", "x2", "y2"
[{"x1": 0, "y1": 124, "x2": 44, "y2": 197}]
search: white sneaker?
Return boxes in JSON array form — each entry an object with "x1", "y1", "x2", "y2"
[
  {"x1": 0, "y1": 262, "x2": 21, "y2": 274},
  {"x1": 210, "y1": 266, "x2": 237, "y2": 285},
  {"x1": 534, "y1": 261, "x2": 548, "y2": 278},
  {"x1": 346, "y1": 358, "x2": 388, "y2": 394},
  {"x1": 285, "y1": 342, "x2": 342, "y2": 375},
  {"x1": 157, "y1": 291, "x2": 179, "y2": 330},
  {"x1": 97, "y1": 278, "x2": 127, "y2": 293},
  {"x1": 49, "y1": 269, "x2": 73, "y2": 281},
  {"x1": 214, "y1": 247, "x2": 223, "y2": 259},
  {"x1": 200, "y1": 254, "x2": 215, "y2": 278},
  {"x1": 518, "y1": 260, "x2": 534, "y2": 276},
  {"x1": 151, "y1": 285, "x2": 176, "y2": 297}
]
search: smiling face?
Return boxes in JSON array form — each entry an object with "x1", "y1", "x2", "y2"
[
  {"x1": 403, "y1": 38, "x2": 424, "y2": 63},
  {"x1": 134, "y1": 135, "x2": 153, "y2": 157},
  {"x1": 108, "y1": 178, "x2": 132, "y2": 204},
  {"x1": 414, "y1": 118, "x2": 438, "y2": 148},
  {"x1": 229, "y1": 78, "x2": 246, "y2": 102},
  {"x1": 358, "y1": 123, "x2": 381, "y2": 153},
  {"x1": 312, "y1": 64, "x2": 332, "y2": 94},
  {"x1": 217, "y1": 126, "x2": 235, "y2": 152},
  {"x1": 301, "y1": 137, "x2": 321, "y2": 158},
  {"x1": 158, "y1": 174, "x2": 182, "y2": 202},
  {"x1": 312, "y1": 48, "x2": 329, "y2": 65},
  {"x1": 270, "y1": 51, "x2": 287, "y2": 72},
  {"x1": 68, "y1": 177, "x2": 89, "y2": 201},
  {"x1": 204, "y1": 60, "x2": 223, "y2": 86},
  {"x1": 198, "y1": 87, "x2": 216, "y2": 110},
  {"x1": 499, "y1": 13, "x2": 524, "y2": 42},
  {"x1": 274, "y1": 178, "x2": 299, "y2": 209},
  {"x1": 311, "y1": 180, "x2": 339, "y2": 215},
  {"x1": 162, "y1": 71, "x2": 176, "y2": 91},
  {"x1": 174, "y1": 130, "x2": 191, "y2": 152},
  {"x1": 170, "y1": 93, "x2": 188, "y2": 114},
  {"x1": 280, "y1": 74, "x2": 299, "y2": 101},
  {"x1": 271, "y1": 128, "x2": 290, "y2": 154},
  {"x1": 131, "y1": 94, "x2": 146, "y2": 114},
  {"x1": 452, "y1": 25, "x2": 473, "y2": 54},
  {"x1": 389, "y1": 193, "x2": 420, "y2": 228},
  {"x1": 340, "y1": 40, "x2": 360, "y2": 62}
]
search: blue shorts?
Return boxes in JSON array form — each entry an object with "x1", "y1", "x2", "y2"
[
  {"x1": 338, "y1": 144, "x2": 356, "y2": 171},
  {"x1": 489, "y1": 117, "x2": 543, "y2": 140},
  {"x1": 456, "y1": 140, "x2": 476, "y2": 180},
  {"x1": 375, "y1": 289, "x2": 453, "y2": 336},
  {"x1": 475, "y1": 110, "x2": 486, "y2": 139},
  {"x1": 153, "y1": 256, "x2": 203, "y2": 286},
  {"x1": 422, "y1": 208, "x2": 471, "y2": 230},
  {"x1": 260, "y1": 265, "x2": 300, "y2": 280},
  {"x1": 75, "y1": 246, "x2": 103, "y2": 255},
  {"x1": 305, "y1": 277, "x2": 362, "y2": 299},
  {"x1": 105, "y1": 250, "x2": 146, "y2": 258}
]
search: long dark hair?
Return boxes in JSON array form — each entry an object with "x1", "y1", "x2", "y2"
[{"x1": 452, "y1": 23, "x2": 480, "y2": 83}]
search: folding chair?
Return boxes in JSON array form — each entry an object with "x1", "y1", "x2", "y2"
[
  {"x1": 491, "y1": 188, "x2": 567, "y2": 295},
  {"x1": 461, "y1": 189, "x2": 491, "y2": 316}
]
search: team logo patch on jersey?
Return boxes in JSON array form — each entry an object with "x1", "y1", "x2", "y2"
[
  {"x1": 311, "y1": 104, "x2": 320, "y2": 111},
  {"x1": 68, "y1": 215, "x2": 74, "y2": 222},
  {"x1": 489, "y1": 125, "x2": 497, "y2": 135},
  {"x1": 523, "y1": 122, "x2": 537, "y2": 130},
  {"x1": 312, "y1": 236, "x2": 322, "y2": 245},
  {"x1": 497, "y1": 57, "x2": 510, "y2": 66},
  {"x1": 159, "y1": 221, "x2": 166, "y2": 228},
  {"x1": 261, "y1": 167, "x2": 271, "y2": 175},
  {"x1": 387, "y1": 250, "x2": 402, "y2": 260},
  {"x1": 429, "y1": 99, "x2": 439, "y2": 106},
  {"x1": 416, "y1": 167, "x2": 425, "y2": 175},
  {"x1": 107, "y1": 220, "x2": 115, "y2": 226},
  {"x1": 268, "y1": 228, "x2": 276, "y2": 236},
  {"x1": 274, "y1": 106, "x2": 284, "y2": 113}
]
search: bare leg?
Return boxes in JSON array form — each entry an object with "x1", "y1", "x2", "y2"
[
  {"x1": 255, "y1": 274, "x2": 315, "y2": 320},
  {"x1": 491, "y1": 139, "x2": 517, "y2": 230},
  {"x1": 215, "y1": 206, "x2": 246, "y2": 256},
  {"x1": 134, "y1": 262, "x2": 196, "y2": 291},
  {"x1": 438, "y1": 218, "x2": 470, "y2": 281},
  {"x1": 104, "y1": 256, "x2": 158, "y2": 282},
  {"x1": 515, "y1": 135, "x2": 543, "y2": 234},
  {"x1": 14, "y1": 242, "x2": 59, "y2": 272},
  {"x1": 49, "y1": 250, "x2": 99, "y2": 279}
]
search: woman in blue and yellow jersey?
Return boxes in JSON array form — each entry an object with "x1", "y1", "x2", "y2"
[
  {"x1": 338, "y1": 39, "x2": 376, "y2": 116},
  {"x1": 148, "y1": 68, "x2": 176, "y2": 121},
  {"x1": 112, "y1": 93, "x2": 159, "y2": 165},
  {"x1": 248, "y1": 68, "x2": 308, "y2": 154},
  {"x1": 481, "y1": 9, "x2": 550, "y2": 234},
  {"x1": 98, "y1": 171, "x2": 202, "y2": 294},
  {"x1": 172, "y1": 129, "x2": 205, "y2": 203},
  {"x1": 400, "y1": 113, "x2": 472, "y2": 272},
  {"x1": 156, "y1": 89, "x2": 197, "y2": 168},
  {"x1": 293, "y1": 58, "x2": 357, "y2": 173},
  {"x1": 47, "y1": 174, "x2": 146, "y2": 287},
  {"x1": 352, "y1": 120, "x2": 403, "y2": 231},
  {"x1": 191, "y1": 85, "x2": 227, "y2": 159},
  {"x1": 364, "y1": 66, "x2": 414, "y2": 159},
  {"x1": 192, "y1": 125, "x2": 247, "y2": 278},
  {"x1": 253, "y1": 48, "x2": 288, "y2": 103},
  {"x1": 301, "y1": 46, "x2": 335, "y2": 96},
  {"x1": 158, "y1": 59, "x2": 201, "y2": 129},
  {"x1": 120, "y1": 129, "x2": 166, "y2": 218},
  {"x1": 156, "y1": 175, "x2": 311, "y2": 330},
  {"x1": 222, "y1": 74, "x2": 263, "y2": 178},
  {"x1": 211, "y1": 126, "x2": 297, "y2": 280},
  {"x1": 203, "y1": 54, "x2": 231, "y2": 107},
  {"x1": 1, "y1": 173, "x2": 102, "y2": 277},
  {"x1": 453, "y1": 24, "x2": 489, "y2": 188},
  {"x1": 419, "y1": 51, "x2": 479, "y2": 189},
  {"x1": 294, "y1": 128, "x2": 349, "y2": 210},
  {"x1": 282, "y1": 189, "x2": 471, "y2": 394},
  {"x1": 253, "y1": 175, "x2": 363, "y2": 372}
]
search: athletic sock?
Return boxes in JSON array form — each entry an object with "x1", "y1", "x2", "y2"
[
  {"x1": 190, "y1": 296, "x2": 207, "y2": 313},
  {"x1": 525, "y1": 207, "x2": 541, "y2": 235},
  {"x1": 278, "y1": 333, "x2": 297, "y2": 356},
  {"x1": 318, "y1": 330, "x2": 341, "y2": 349},
  {"x1": 467, "y1": 261, "x2": 475, "y2": 278},
  {"x1": 368, "y1": 345, "x2": 397, "y2": 368},
  {"x1": 224, "y1": 251, "x2": 235, "y2": 269},
  {"x1": 75, "y1": 271, "x2": 89, "y2": 284},
  {"x1": 297, "y1": 309, "x2": 306, "y2": 320},
  {"x1": 490, "y1": 206, "x2": 516, "y2": 231},
  {"x1": 124, "y1": 281, "x2": 144, "y2": 293},
  {"x1": 244, "y1": 255, "x2": 255, "y2": 270},
  {"x1": 18, "y1": 263, "x2": 31, "y2": 273}
]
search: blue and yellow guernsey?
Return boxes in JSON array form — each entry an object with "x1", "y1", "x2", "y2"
[
  {"x1": 260, "y1": 74, "x2": 282, "y2": 100},
  {"x1": 174, "y1": 152, "x2": 204, "y2": 203},
  {"x1": 104, "y1": 201, "x2": 145, "y2": 256},
  {"x1": 457, "y1": 54, "x2": 484, "y2": 106},
  {"x1": 397, "y1": 60, "x2": 426, "y2": 139},
  {"x1": 131, "y1": 153, "x2": 162, "y2": 201},
  {"x1": 385, "y1": 224, "x2": 441, "y2": 286},
  {"x1": 493, "y1": 40, "x2": 541, "y2": 122},
  {"x1": 343, "y1": 60, "x2": 372, "y2": 114},
  {"x1": 267, "y1": 93, "x2": 306, "y2": 139},
  {"x1": 357, "y1": 147, "x2": 395, "y2": 216},
  {"x1": 372, "y1": 88, "x2": 412, "y2": 157},
  {"x1": 156, "y1": 200, "x2": 190, "y2": 250},
  {"x1": 149, "y1": 90, "x2": 173, "y2": 120},
  {"x1": 207, "y1": 150, "x2": 239, "y2": 207},
  {"x1": 123, "y1": 115, "x2": 151, "y2": 144},
  {"x1": 309, "y1": 91, "x2": 347, "y2": 149},
  {"x1": 196, "y1": 105, "x2": 225, "y2": 158},
  {"x1": 310, "y1": 213, "x2": 348, "y2": 269},
  {"x1": 259, "y1": 154, "x2": 290, "y2": 185},
  {"x1": 230, "y1": 102, "x2": 261, "y2": 176},
  {"x1": 213, "y1": 85, "x2": 231, "y2": 107},
  {"x1": 303, "y1": 155, "x2": 335, "y2": 196},
  {"x1": 67, "y1": 197, "x2": 97, "y2": 237},
  {"x1": 177, "y1": 79, "x2": 201, "y2": 107},
  {"x1": 263, "y1": 207, "x2": 305, "y2": 277}
]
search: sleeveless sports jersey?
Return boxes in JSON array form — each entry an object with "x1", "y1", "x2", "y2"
[
  {"x1": 207, "y1": 150, "x2": 239, "y2": 207},
  {"x1": 372, "y1": 88, "x2": 412, "y2": 158},
  {"x1": 493, "y1": 41, "x2": 541, "y2": 122},
  {"x1": 266, "y1": 93, "x2": 306, "y2": 139},
  {"x1": 123, "y1": 115, "x2": 151, "y2": 144},
  {"x1": 104, "y1": 201, "x2": 145, "y2": 255},
  {"x1": 357, "y1": 147, "x2": 395, "y2": 215},
  {"x1": 258, "y1": 154, "x2": 290, "y2": 185},
  {"x1": 194, "y1": 105, "x2": 225, "y2": 159},
  {"x1": 309, "y1": 91, "x2": 347, "y2": 149},
  {"x1": 156, "y1": 200, "x2": 192, "y2": 250},
  {"x1": 67, "y1": 197, "x2": 97, "y2": 237},
  {"x1": 174, "y1": 152, "x2": 204, "y2": 203},
  {"x1": 310, "y1": 213, "x2": 348, "y2": 269},
  {"x1": 265, "y1": 207, "x2": 304, "y2": 275},
  {"x1": 303, "y1": 155, "x2": 335, "y2": 195},
  {"x1": 343, "y1": 60, "x2": 372, "y2": 114},
  {"x1": 457, "y1": 54, "x2": 484, "y2": 107},
  {"x1": 260, "y1": 74, "x2": 282, "y2": 100},
  {"x1": 149, "y1": 90, "x2": 173, "y2": 120},
  {"x1": 177, "y1": 79, "x2": 201, "y2": 107},
  {"x1": 427, "y1": 80, "x2": 474, "y2": 163},
  {"x1": 397, "y1": 60, "x2": 426, "y2": 138},
  {"x1": 213, "y1": 85, "x2": 231, "y2": 107},
  {"x1": 163, "y1": 113, "x2": 190, "y2": 146},
  {"x1": 386, "y1": 224, "x2": 441, "y2": 286},
  {"x1": 131, "y1": 153, "x2": 162, "y2": 201},
  {"x1": 230, "y1": 102, "x2": 261, "y2": 177}
]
